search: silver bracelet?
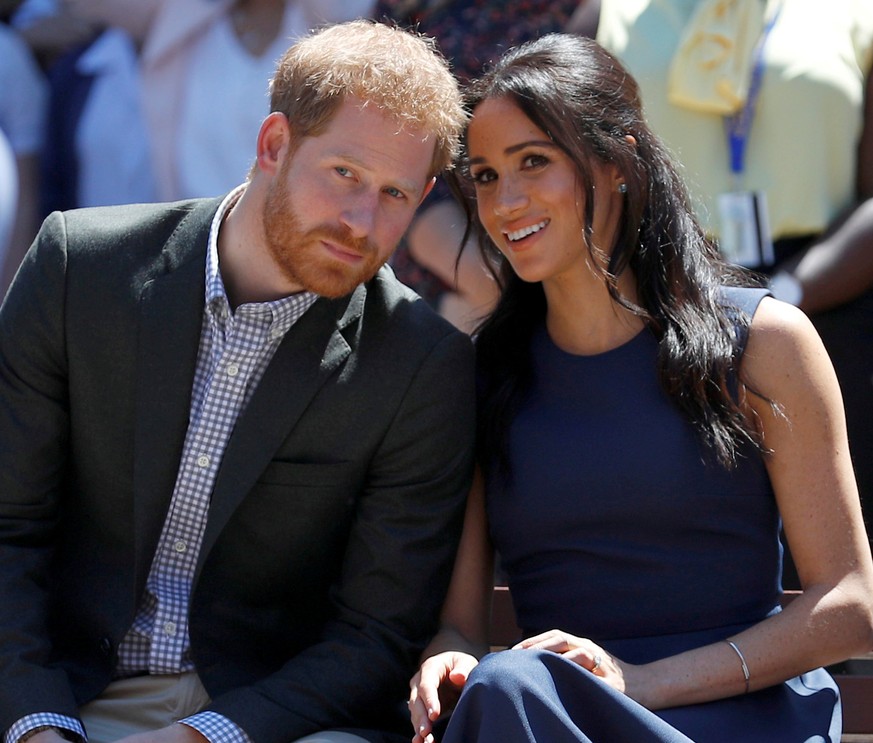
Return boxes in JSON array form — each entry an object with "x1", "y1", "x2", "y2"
[{"x1": 725, "y1": 640, "x2": 751, "y2": 694}]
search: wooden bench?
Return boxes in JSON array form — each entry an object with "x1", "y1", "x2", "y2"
[{"x1": 490, "y1": 585, "x2": 873, "y2": 741}]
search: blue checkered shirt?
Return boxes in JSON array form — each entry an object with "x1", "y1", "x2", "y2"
[{"x1": 7, "y1": 187, "x2": 318, "y2": 743}]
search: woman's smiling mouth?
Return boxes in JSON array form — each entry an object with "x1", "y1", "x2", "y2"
[{"x1": 504, "y1": 219, "x2": 550, "y2": 242}]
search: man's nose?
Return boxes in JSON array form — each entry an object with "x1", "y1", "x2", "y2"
[{"x1": 339, "y1": 191, "x2": 379, "y2": 239}]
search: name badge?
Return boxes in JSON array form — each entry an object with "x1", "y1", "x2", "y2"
[{"x1": 716, "y1": 191, "x2": 774, "y2": 268}]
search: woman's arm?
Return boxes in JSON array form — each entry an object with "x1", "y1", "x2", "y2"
[
  {"x1": 517, "y1": 297, "x2": 873, "y2": 708},
  {"x1": 408, "y1": 469, "x2": 495, "y2": 741},
  {"x1": 426, "y1": 468, "x2": 495, "y2": 655},
  {"x1": 655, "y1": 298, "x2": 873, "y2": 706}
]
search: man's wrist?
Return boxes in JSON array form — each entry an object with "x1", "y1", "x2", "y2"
[
  {"x1": 6, "y1": 716, "x2": 86, "y2": 743},
  {"x1": 179, "y1": 712, "x2": 253, "y2": 743},
  {"x1": 18, "y1": 728, "x2": 77, "y2": 743},
  {"x1": 19, "y1": 729, "x2": 57, "y2": 743}
]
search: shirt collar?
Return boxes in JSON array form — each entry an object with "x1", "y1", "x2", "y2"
[{"x1": 204, "y1": 184, "x2": 319, "y2": 335}]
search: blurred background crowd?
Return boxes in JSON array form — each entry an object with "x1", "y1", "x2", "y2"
[{"x1": 1, "y1": 0, "x2": 871, "y2": 570}]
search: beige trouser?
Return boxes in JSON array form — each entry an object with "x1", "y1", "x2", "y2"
[{"x1": 78, "y1": 673, "x2": 370, "y2": 743}]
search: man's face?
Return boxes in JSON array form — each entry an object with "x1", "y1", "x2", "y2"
[{"x1": 262, "y1": 98, "x2": 436, "y2": 298}]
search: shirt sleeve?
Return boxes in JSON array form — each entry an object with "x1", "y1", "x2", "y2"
[
  {"x1": 4, "y1": 714, "x2": 86, "y2": 743},
  {"x1": 179, "y1": 713, "x2": 253, "y2": 743}
]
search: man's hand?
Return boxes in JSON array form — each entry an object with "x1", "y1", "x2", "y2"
[{"x1": 115, "y1": 724, "x2": 208, "y2": 743}]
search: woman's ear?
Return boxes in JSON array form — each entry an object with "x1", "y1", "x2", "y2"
[{"x1": 614, "y1": 135, "x2": 638, "y2": 192}]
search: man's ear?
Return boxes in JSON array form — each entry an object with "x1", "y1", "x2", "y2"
[
  {"x1": 255, "y1": 112, "x2": 293, "y2": 176},
  {"x1": 418, "y1": 177, "x2": 437, "y2": 206}
]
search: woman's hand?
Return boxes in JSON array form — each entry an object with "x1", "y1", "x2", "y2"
[
  {"x1": 513, "y1": 630, "x2": 635, "y2": 698},
  {"x1": 408, "y1": 651, "x2": 479, "y2": 743}
]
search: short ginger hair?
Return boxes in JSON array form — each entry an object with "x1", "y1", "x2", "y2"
[{"x1": 269, "y1": 19, "x2": 466, "y2": 177}]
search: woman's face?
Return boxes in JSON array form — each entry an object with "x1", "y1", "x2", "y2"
[{"x1": 466, "y1": 96, "x2": 624, "y2": 286}]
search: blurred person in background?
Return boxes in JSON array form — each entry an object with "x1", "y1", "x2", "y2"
[
  {"x1": 37, "y1": 3, "x2": 156, "y2": 214},
  {"x1": 570, "y1": 0, "x2": 873, "y2": 566},
  {"x1": 0, "y1": 4, "x2": 48, "y2": 298},
  {"x1": 5, "y1": 0, "x2": 97, "y2": 67},
  {"x1": 63, "y1": 0, "x2": 376, "y2": 202},
  {"x1": 0, "y1": 130, "x2": 18, "y2": 275}
]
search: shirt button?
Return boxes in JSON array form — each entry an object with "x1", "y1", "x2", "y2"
[
  {"x1": 164, "y1": 621, "x2": 177, "y2": 637},
  {"x1": 196, "y1": 454, "x2": 210, "y2": 468},
  {"x1": 226, "y1": 362, "x2": 239, "y2": 377},
  {"x1": 173, "y1": 540, "x2": 187, "y2": 553}
]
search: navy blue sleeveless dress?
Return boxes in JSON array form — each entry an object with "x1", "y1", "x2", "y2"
[{"x1": 443, "y1": 289, "x2": 840, "y2": 742}]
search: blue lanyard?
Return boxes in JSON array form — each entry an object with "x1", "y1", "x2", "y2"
[{"x1": 725, "y1": 2, "x2": 783, "y2": 179}]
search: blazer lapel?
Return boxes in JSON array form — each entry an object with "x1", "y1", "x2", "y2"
[
  {"x1": 132, "y1": 199, "x2": 218, "y2": 588},
  {"x1": 198, "y1": 284, "x2": 366, "y2": 565}
]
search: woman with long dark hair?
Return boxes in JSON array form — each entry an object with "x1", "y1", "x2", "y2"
[{"x1": 407, "y1": 33, "x2": 873, "y2": 742}]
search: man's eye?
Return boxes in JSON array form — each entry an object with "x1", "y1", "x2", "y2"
[{"x1": 336, "y1": 166, "x2": 352, "y2": 177}]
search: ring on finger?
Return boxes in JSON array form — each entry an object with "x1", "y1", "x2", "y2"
[{"x1": 591, "y1": 654, "x2": 602, "y2": 674}]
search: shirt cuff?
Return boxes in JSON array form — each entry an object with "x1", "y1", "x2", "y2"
[
  {"x1": 5, "y1": 715, "x2": 86, "y2": 743},
  {"x1": 178, "y1": 713, "x2": 252, "y2": 743}
]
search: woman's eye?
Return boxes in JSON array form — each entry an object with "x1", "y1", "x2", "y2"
[
  {"x1": 523, "y1": 154, "x2": 549, "y2": 169},
  {"x1": 470, "y1": 169, "x2": 496, "y2": 185}
]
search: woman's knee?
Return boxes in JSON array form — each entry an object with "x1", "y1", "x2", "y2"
[{"x1": 467, "y1": 648, "x2": 556, "y2": 692}]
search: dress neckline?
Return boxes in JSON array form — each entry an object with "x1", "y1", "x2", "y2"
[{"x1": 539, "y1": 323, "x2": 651, "y2": 360}]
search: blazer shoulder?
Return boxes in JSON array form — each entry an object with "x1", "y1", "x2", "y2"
[
  {"x1": 35, "y1": 197, "x2": 223, "y2": 298},
  {"x1": 363, "y1": 265, "x2": 473, "y2": 354},
  {"x1": 369, "y1": 266, "x2": 465, "y2": 333},
  {"x1": 57, "y1": 197, "x2": 221, "y2": 257},
  {"x1": 11, "y1": 198, "x2": 221, "y2": 316}
]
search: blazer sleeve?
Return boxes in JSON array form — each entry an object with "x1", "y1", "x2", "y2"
[
  {"x1": 0, "y1": 212, "x2": 81, "y2": 726},
  {"x1": 206, "y1": 326, "x2": 477, "y2": 743}
]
